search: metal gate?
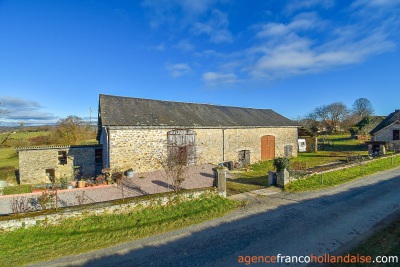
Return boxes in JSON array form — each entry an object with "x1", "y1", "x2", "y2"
[
  {"x1": 167, "y1": 129, "x2": 196, "y2": 166},
  {"x1": 261, "y1": 135, "x2": 275, "y2": 160}
]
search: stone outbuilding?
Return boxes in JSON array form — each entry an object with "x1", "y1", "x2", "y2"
[
  {"x1": 17, "y1": 145, "x2": 102, "y2": 184},
  {"x1": 97, "y1": 94, "x2": 299, "y2": 173}
]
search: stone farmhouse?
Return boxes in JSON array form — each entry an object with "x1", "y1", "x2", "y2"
[
  {"x1": 370, "y1": 109, "x2": 400, "y2": 142},
  {"x1": 17, "y1": 94, "x2": 298, "y2": 184},
  {"x1": 367, "y1": 109, "x2": 400, "y2": 154}
]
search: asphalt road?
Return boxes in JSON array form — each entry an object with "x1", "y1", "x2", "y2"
[{"x1": 31, "y1": 167, "x2": 400, "y2": 267}]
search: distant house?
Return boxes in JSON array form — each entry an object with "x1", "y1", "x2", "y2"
[
  {"x1": 370, "y1": 110, "x2": 400, "y2": 142},
  {"x1": 367, "y1": 110, "x2": 400, "y2": 155},
  {"x1": 97, "y1": 94, "x2": 299, "y2": 173}
]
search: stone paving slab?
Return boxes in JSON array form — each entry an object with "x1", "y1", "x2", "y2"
[{"x1": 0, "y1": 164, "x2": 216, "y2": 215}]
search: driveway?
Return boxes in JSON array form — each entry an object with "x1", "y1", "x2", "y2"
[{"x1": 30, "y1": 167, "x2": 400, "y2": 267}]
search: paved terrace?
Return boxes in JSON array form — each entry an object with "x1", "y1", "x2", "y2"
[{"x1": 0, "y1": 164, "x2": 216, "y2": 215}]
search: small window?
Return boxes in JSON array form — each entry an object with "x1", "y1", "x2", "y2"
[
  {"x1": 58, "y1": 151, "x2": 67, "y2": 165},
  {"x1": 284, "y1": 145, "x2": 293, "y2": 157},
  {"x1": 238, "y1": 150, "x2": 250, "y2": 166},
  {"x1": 95, "y1": 149, "x2": 103, "y2": 164},
  {"x1": 393, "y1": 130, "x2": 400, "y2": 141}
]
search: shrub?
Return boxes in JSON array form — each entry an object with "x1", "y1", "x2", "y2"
[
  {"x1": 28, "y1": 135, "x2": 51, "y2": 146},
  {"x1": 3, "y1": 185, "x2": 32, "y2": 195},
  {"x1": 273, "y1": 157, "x2": 290, "y2": 172}
]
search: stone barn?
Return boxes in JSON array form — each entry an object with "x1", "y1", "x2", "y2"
[{"x1": 97, "y1": 94, "x2": 298, "y2": 173}]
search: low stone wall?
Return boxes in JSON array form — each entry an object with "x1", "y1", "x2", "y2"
[
  {"x1": 287, "y1": 154, "x2": 400, "y2": 184},
  {"x1": 0, "y1": 188, "x2": 218, "y2": 232}
]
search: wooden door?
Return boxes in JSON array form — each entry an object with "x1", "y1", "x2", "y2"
[{"x1": 261, "y1": 135, "x2": 275, "y2": 160}]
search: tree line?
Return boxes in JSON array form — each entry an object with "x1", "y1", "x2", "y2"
[{"x1": 298, "y1": 98, "x2": 374, "y2": 134}]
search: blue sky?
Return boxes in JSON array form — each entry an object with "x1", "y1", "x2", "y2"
[{"x1": 0, "y1": 0, "x2": 399, "y2": 125}]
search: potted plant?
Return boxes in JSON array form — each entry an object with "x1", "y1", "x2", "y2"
[
  {"x1": 126, "y1": 168, "x2": 134, "y2": 178},
  {"x1": 77, "y1": 178, "x2": 85, "y2": 188}
]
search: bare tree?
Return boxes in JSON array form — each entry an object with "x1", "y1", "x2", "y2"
[
  {"x1": 306, "y1": 102, "x2": 348, "y2": 134},
  {"x1": 157, "y1": 142, "x2": 197, "y2": 193},
  {"x1": 352, "y1": 98, "x2": 374, "y2": 119},
  {"x1": 326, "y1": 102, "x2": 349, "y2": 133}
]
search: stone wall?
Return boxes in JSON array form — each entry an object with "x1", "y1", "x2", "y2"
[
  {"x1": 372, "y1": 122, "x2": 400, "y2": 141},
  {"x1": 0, "y1": 188, "x2": 217, "y2": 231},
  {"x1": 18, "y1": 146, "x2": 101, "y2": 184},
  {"x1": 105, "y1": 126, "x2": 298, "y2": 173}
]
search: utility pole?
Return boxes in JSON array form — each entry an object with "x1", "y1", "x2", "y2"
[{"x1": 89, "y1": 107, "x2": 92, "y2": 126}]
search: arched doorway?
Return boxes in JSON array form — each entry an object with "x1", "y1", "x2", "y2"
[{"x1": 261, "y1": 135, "x2": 275, "y2": 160}]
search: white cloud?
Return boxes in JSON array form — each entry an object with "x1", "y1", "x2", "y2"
[
  {"x1": 166, "y1": 63, "x2": 192, "y2": 77},
  {"x1": 0, "y1": 97, "x2": 58, "y2": 124},
  {"x1": 285, "y1": 0, "x2": 334, "y2": 14},
  {"x1": 142, "y1": 0, "x2": 219, "y2": 29},
  {"x1": 352, "y1": 0, "x2": 400, "y2": 8},
  {"x1": 202, "y1": 72, "x2": 238, "y2": 87},
  {"x1": 256, "y1": 12, "x2": 325, "y2": 38},
  {"x1": 191, "y1": 10, "x2": 233, "y2": 43},
  {"x1": 174, "y1": 39, "x2": 195, "y2": 51}
]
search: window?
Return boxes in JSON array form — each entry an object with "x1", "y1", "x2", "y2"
[
  {"x1": 394, "y1": 130, "x2": 400, "y2": 141},
  {"x1": 95, "y1": 149, "x2": 103, "y2": 164},
  {"x1": 58, "y1": 151, "x2": 67, "y2": 165},
  {"x1": 284, "y1": 145, "x2": 293, "y2": 157}
]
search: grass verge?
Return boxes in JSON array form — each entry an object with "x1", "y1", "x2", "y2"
[
  {"x1": 285, "y1": 155, "x2": 400, "y2": 192},
  {"x1": 332, "y1": 215, "x2": 400, "y2": 266},
  {"x1": 0, "y1": 194, "x2": 238, "y2": 267}
]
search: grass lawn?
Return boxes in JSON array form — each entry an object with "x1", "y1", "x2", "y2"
[
  {"x1": 285, "y1": 155, "x2": 400, "y2": 192},
  {"x1": 0, "y1": 147, "x2": 18, "y2": 168},
  {"x1": 0, "y1": 194, "x2": 238, "y2": 267}
]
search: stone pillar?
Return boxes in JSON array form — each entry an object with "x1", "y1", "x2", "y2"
[
  {"x1": 380, "y1": 145, "x2": 386, "y2": 155},
  {"x1": 217, "y1": 168, "x2": 227, "y2": 198},
  {"x1": 276, "y1": 169, "x2": 290, "y2": 188}
]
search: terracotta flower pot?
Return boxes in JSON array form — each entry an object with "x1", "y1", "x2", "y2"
[{"x1": 77, "y1": 181, "x2": 85, "y2": 188}]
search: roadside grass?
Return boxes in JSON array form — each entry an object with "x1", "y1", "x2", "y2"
[
  {"x1": 285, "y1": 155, "x2": 400, "y2": 192},
  {"x1": 0, "y1": 194, "x2": 238, "y2": 267},
  {"x1": 333, "y1": 216, "x2": 400, "y2": 267}
]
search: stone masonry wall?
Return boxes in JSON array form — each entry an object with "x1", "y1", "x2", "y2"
[
  {"x1": 373, "y1": 122, "x2": 400, "y2": 141},
  {"x1": 18, "y1": 146, "x2": 100, "y2": 184},
  {"x1": 108, "y1": 127, "x2": 298, "y2": 173}
]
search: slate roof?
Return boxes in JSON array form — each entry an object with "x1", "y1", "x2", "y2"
[
  {"x1": 98, "y1": 94, "x2": 297, "y2": 128},
  {"x1": 370, "y1": 110, "x2": 400, "y2": 135}
]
